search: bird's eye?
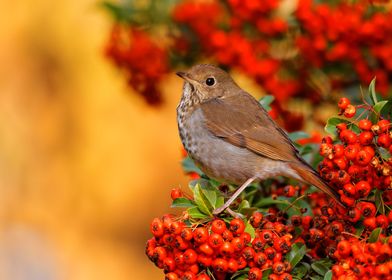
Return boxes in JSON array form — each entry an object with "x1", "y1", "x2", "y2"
[{"x1": 205, "y1": 77, "x2": 215, "y2": 86}]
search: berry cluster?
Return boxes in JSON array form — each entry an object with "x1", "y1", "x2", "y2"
[
  {"x1": 332, "y1": 237, "x2": 392, "y2": 279},
  {"x1": 296, "y1": 0, "x2": 392, "y2": 94},
  {"x1": 319, "y1": 97, "x2": 391, "y2": 208},
  {"x1": 147, "y1": 210, "x2": 296, "y2": 280},
  {"x1": 104, "y1": 0, "x2": 392, "y2": 107},
  {"x1": 105, "y1": 25, "x2": 168, "y2": 105}
]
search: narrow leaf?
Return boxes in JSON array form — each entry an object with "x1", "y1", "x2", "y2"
[
  {"x1": 324, "y1": 270, "x2": 333, "y2": 280},
  {"x1": 292, "y1": 263, "x2": 310, "y2": 279},
  {"x1": 311, "y1": 261, "x2": 330, "y2": 276},
  {"x1": 369, "y1": 78, "x2": 377, "y2": 105},
  {"x1": 187, "y1": 207, "x2": 208, "y2": 219},
  {"x1": 286, "y1": 243, "x2": 306, "y2": 268},
  {"x1": 261, "y1": 268, "x2": 272, "y2": 280},
  {"x1": 171, "y1": 197, "x2": 195, "y2": 208},
  {"x1": 368, "y1": 227, "x2": 382, "y2": 243},
  {"x1": 193, "y1": 184, "x2": 212, "y2": 216},
  {"x1": 259, "y1": 95, "x2": 275, "y2": 111},
  {"x1": 182, "y1": 156, "x2": 204, "y2": 175},
  {"x1": 375, "y1": 189, "x2": 385, "y2": 215},
  {"x1": 255, "y1": 197, "x2": 290, "y2": 208},
  {"x1": 288, "y1": 131, "x2": 310, "y2": 142},
  {"x1": 244, "y1": 221, "x2": 256, "y2": 239}
]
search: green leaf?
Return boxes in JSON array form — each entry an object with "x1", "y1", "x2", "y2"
[
  {"x1": 325, "y1": 117, "x2": 360, "y2": 135},
  {"x1": 171, "y1": 197, "x2": 195, "y2": 208},
  {"x1": 324, "y1": 270, "x2": 333, "y2": 280},
  {"x1": 310, "y1": 276, "x2": 323, "y2": 280},
  {"x1": 101, "y1": 1, "x2": 134, "y2": 22},
  {"x1": 380, "y1": 100, "x2": 392, "y2": 119},
  {"x1": 368, "y1": 227, "x2": 382, "y2": 243},
  {"x1": 292, "y1": 263, "x2": 310, "y2": 279},
  {"x1": 259, "y1": 95, "x2": 275, "y2": 111},
  {"x1": 369, "y1": 78, "x2": 377, "y2": 105},
  {"x1": 375, "y1": 189, "x2": 385, "y2": 215},
  {"x1": 231, "y1": 268, "x2": 249, "y2": 280},
  {"x1": 311, "y1": 260, "x2": 331, "y2": 276},
  {"x1": 237, "y1": 200, "x2": 250, "y2": 212},
  {"x1": 261, "y1": 268, "x2": 272, "y2": 280},
  {"x1": 244, "y1": 221, "x2": 256, "y2": 239},
  {"x1": 187, "y1": 207, "x2": 208, "y2": 219},
  {"x1": 254, "y1": 197, "x2": 291, "y2": 208},
  {"x1": 373, "y1": 100, "x2": 388, "y2": 113},
  {"x1": 215, "y1": 196, "x2": 224, "y2": 208},
  {"x1": 286, "y1": 243, "x2": 306, "y2": 268},
  {"x1": 199, "y1": 185, "x2": 218, "y2": 209},
  {"x1": 288, "y1": 131, "x2": 310, "y2": 142},
  {"x1": 182, "y1": 156, "x2": 203, "y2": 175},
  {"x1": 193, "y1": 184, "x2": 212, "y2": 216}
]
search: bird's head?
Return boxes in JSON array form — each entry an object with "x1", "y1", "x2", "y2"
[{"x1": 176, "y1": 64, "x2": 238, "y2": 102}]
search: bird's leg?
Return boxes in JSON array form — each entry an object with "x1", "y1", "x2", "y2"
[{"x1": 213, "y1": 176, "x2": 258, "y2": 215}]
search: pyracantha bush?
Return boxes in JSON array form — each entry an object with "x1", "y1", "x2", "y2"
[
  {"x1": 146, "y1": 85, "x2": 392, "y2": 280},
  {"x1": 103, "y1": 0, "x2": 392, "y2": 111}
]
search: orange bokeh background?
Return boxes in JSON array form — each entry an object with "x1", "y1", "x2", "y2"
[{"x1": 0, "y1": 1, "x2": 189, "y2": 279}]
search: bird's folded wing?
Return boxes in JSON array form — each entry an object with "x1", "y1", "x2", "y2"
[{"x1": 200, "y1": 92, "x2": 298, "y2": 162}]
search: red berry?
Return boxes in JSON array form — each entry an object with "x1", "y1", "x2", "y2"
[
  {"x1": 359, "y1": 131, "x2": 374, "y2": 145},
  {"x1": 356, "y1": 150, "x2": 372, "y2": 166},
  {"x1": 212, "y1": 258, "x2": 228, "y2": 273},
  {"x1": 337, "y1": 240, "x2": 351, "y2": 257},
  {"x1": 183, "y1": 249, "x2": 197, "y2": 264},
  {"x1": 359, "y1": 119, "x2": 373, "y2": 130},
  {"x1": 333, "y1": 144, "x2": 345, "y2": 158},
  {"x1": 250, "y1": 212, "x2": 263, "y2": 228},
  {"x1": 358, "y1": 201, "x2": 376, "y2": 217},
  {"x1": 211, "y1": 219, "x2": 226, "y2": 234},
  {"x1": 193, "y1": 227, "x2": 209, "y2": 243},
  {"x1": 279, "y1": 273, "x2": 292, "y2": 280},
  {"x1": 229, "y1": 218, "x2": 245, "y2": 235},
  {"x1": 231, "y1": 237, "x2": 245, "y2": 251},
  {"x1": 227, "y1": 258, "x2": 239, "y2": 273},
  {"x1": 208, "y1": 233, "x2": 224, "y2": 248},
  {"x1": 344, "y1": 104, "x2": 356, "y2": 118},
  {"x1": 165, "y1": 272, "x2": 179, "y2": 280},
  {"x1": 242, "y1": 246, "x2": 256, "y2": 261},
  {"x1": 377, "y1": 133, "x2": 391, "y2": 148},
  {"x1": 197, "y1": 254, "x2": 212, "y2": 267},
  {"x1": 181, "y1": 228, "x2": 193, "y2": 241},
  {"x1": 355, "y1": 181, "x2": 371, "y2": 198},
  {"x1": 378, "y1": 119, "x2": 390, "y2": 132},
  {"x1": 196, "y1": 274, "x2": 211, "y2": 280},
  {"x1": 248, "y1": 267, "x2": 263, "y2": 280},
  {"x1": 170, "y1": 222, "x2": 184, "y2": 235},
  {"x1": 273, "y1": 261, "x2": 286, "y2": 275},
  {"x1": 338, "y1": 97, "x2": 350, "y2": 109},
  {"x1": 151, "y1": 218, "x2": 164, "y2": 237},
  {"x1": 220, "y1": 241, "x2": 234, "y2": 256},
  {"x1": 170, "y1": 188, "x2": 183, "y2": 200},
  {"x1": 254, "y1": 252, "x2": 267, "y2": 266},
  {"x1": 363, "y1": 217, "x2": 377, "y2": 229},
  {"x1": 181, "y1": 271, "x2": 196, "y2": 280},
  {"x1": 199, "y1": 243, "x2": 214, "y2": 256},
  {"x1": 163, "y1": 257, "x2": 176, "y2": 272}
]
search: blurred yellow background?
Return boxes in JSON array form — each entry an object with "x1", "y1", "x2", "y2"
[{"x1": 0, "y1": 1, "x2": 190, "y2": 279}]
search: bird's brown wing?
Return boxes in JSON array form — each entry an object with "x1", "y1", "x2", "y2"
[{"x1": 200, "y1": 92, "x2": 299, "y2": 162}]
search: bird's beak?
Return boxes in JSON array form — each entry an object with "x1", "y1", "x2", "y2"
[{"x1": 176, "y1": 71, "x2": 198, "y2": 85}]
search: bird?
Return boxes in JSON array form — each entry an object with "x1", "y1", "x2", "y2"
[{"x1": 176, "y1": 64, "x2": 343, "y2": 215}]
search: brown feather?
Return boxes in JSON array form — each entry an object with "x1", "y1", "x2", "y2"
[{"x1": 201, "y1": 91, "x2": 298, "y2": 162}]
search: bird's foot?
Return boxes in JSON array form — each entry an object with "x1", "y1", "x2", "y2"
[{"x1": 213, "y1": 176, "x2": 258, "y2": 216}]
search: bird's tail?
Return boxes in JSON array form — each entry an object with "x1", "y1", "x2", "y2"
[{"x1": 289, "y1": 162, "x2": 345, "y2": 208}]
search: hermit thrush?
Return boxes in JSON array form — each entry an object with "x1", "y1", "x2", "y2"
[{"x1": 176, "y1": 64, "x2": 343, "y2": 214}]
